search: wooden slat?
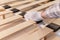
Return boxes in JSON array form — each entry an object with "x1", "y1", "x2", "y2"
[
  {"x1": 0, "y1": 15, "x2": 22, "y2": 26},
  {"x1": 0, "y1": 0, "x2": 49, "y2": 18},
  {"x1": 8, "y1": 0, "x2": 32, "y2": 7},
  {"x1": 0, "y1": 10, "x2": 14, "y2": 19},
  {"x1": 0, "y1": 0, "x2": 16, "y2": 5},
  {"x1": 0, "y1": 16, "x2": 24, "y2": 32},
  {"x1": 0, "y1": 0, "x2": 32, "y2": 11},
  {"x1": 6, "y1": 0, "x2": 48, "y2": 11},
  {"x1": 0, "y1": 20, "x2": 35, "y2": 39},
  {"x1": 52, "y1": 19, "x2": 60, "y2": 25},
  {"x1": 29, "y1": 1, "x2": 56, "y2": 11},
  {"x1": 0, "y1": 9, "x2": 13, "y2": 16},
  {"x1": 16, "y1": 0, "x2": 49, "y2": 11},
  {"x1": 1, "y1": 27, "x2": 53, "y2": 40},
  {"x1": 14, "y1": 0, "x2": 55, "y2": 15},
  {"x1": 0, "y1": 6, "x2": 5, "y2": 11},
  {"x1": 4, "y1": 12, "x2": 14, "y2": 18},
  {"x1": 43, "y1": 18, "x2": 56, "y2": 24},
  {"x1": 16, "y1": 27, "x2": 53, "y2": 40},
  {"x1": 52, "y1": 36, "x2": 60, "y2": 40},
  {"x1": 1, "y1": 24, "x2": 37, "y2": 40}
]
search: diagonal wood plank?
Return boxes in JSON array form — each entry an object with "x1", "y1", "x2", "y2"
[
  {"x1": 1, "y1": 26, "x2": 53, "y2": 40},
  {"x1": 52, "y1": 36, "x2": 60, "y2": 40},
  {"x1": 0, "y1": 0, "x2": 17, "y2": 5},
  {"x1": 29, "y1": 1, "x2": 56, "y2": 11},
  {"x1": 16, "y1": 0, "x2": 49, "y2": 11},
  {"x1": 0, "y1": 20, "x2": 35, "y2": 39},
  {"x1": 0, "y1": 0, "x2": 32, "y2": 11},
  {"x1": 8, "y1": 0, "x2": 32, "y2": 7},
  {"x1": 0, "y1": 15, "x2": 22, "y2": 26},
  {"x1": 52, "y1": 18, "x2": 60, "y2": 25},
  {"x1": 0, "y1": 0, "x2": 49, "y2": 18}
]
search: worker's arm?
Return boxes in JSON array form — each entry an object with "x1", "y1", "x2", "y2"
[
  {"x1": 43, "y1": 2, "x2": 60, "y2": 18},
  {"x1": 24, "y1": 2, "x2": 60, "y2": 21}
]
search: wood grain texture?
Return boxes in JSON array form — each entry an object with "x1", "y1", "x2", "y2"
[
  {"x1": 52, "y1": 36, "x2": 60, "y2": 40},
  {"x1": 0, "y1": 16, "x2": 24, "y2": 32},
  {"x1": 0, "y1": 0, "x2": 32, "y2": 11},
  {"x1": 29, "y1": 1, "x2": 56, "y2": 11},
  {"x1": 9, "y1": 0, "x2": 32, "y2": 7},
  {"x1": 16, "y1": 0, "x2": 49, "y2": 10},
  {"x1": 0, "y1": 20, "x2": 35, "y2": 39},
  {"x1": 0, "y1": 0, "x2": 49, "y2": 18},
  {"x1": 1, "y1": 27, "x2": 53, "y2": 40},
  {"x1": 52, "y1": 19, "x2": 60, "y2": 25},
  {"x1": 0, "y1": 0, "x2": 16, "y2": 5},
  {"x1": 0, "y1": 15, "x2": 22, "y2": 26}
]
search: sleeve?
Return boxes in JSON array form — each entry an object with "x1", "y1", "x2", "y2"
[{"x1": 44, "y1": 2, "x2": 60, "y2": 18}]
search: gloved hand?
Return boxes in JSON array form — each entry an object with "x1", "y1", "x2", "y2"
[
  {"x1": 24, "y1": 11, "x2": 43, "y2": 22},
  {"x1": 24, "y1": 11, "x2": 46, "y2": 28}
]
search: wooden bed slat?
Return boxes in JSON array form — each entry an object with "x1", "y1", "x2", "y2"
[
  {"x1": 0, "y1": 15, "x2": 22, "y2": 26},
  {"x1": 29, "y1": 1, "x2": 56, "y2": 11},
  {"x1": 0, "y1": 20, "x2": 35, "y2": 39}
]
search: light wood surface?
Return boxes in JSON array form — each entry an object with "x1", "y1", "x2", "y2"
[
  {"x1": 0, "y1": 0, "x2": 47, "y2": 14},
  {"x1": 29, "y1": 1, "x2": 56, "y2": 11},
  {"x1": 52, "y1": 19, "x2": 60, "y2": 25},
  {"x1": 43, "y1": 18, "x2": 57, "y2": 24},
  {"x1": 0, "y1": 15, "x2": 22, "y2": 26},
  {"x1": 0, "y1": 20, "x2": 35, "y2": 39},
  {"x1": 0, "y1": 0, "x2": 58, "y2": 40},
  {"x1": 8, "y1": 0, "x2": 32, "y2": 7},
  {"x1": 1, "y1": 26, "x2": 53, "y2": 40},
  {"x1": 16, "y1": 27, "x2": 53, "y2": 40},
  {"x1": 0, "y1": 15, "x2": 24, "y2": 32},
  {"x1": 0, "y1": 0, "x2": 32, "y2": 11},
  {"x1": 0, "y1": 0, "x2": 16, "y2": 5},
  {"x1": 0, "y1": 0, "x2": 49, "y2": 18},
  {"x1": 16, "y1": 0, "x2": 48, "y2": 11},
  {"x1": 52, "y1": 36, "x2": 60, "y2": 40}
]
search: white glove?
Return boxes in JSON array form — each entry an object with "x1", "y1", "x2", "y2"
[
  {"x1": 55, "y1": 29, "x2": 60, "y2": 37},
  {"x1": 24, "y1": 11, "x2": 43, "y2": 22},
  {"x1": 45, "y1": 2, "x2": 60, "y2": 18}
]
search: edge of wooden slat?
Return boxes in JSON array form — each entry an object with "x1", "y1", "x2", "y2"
[
  {"x1": 29, "y1": 1, "x2": 56, "y2": 11},
  {"x1": 16, "y1": 0, "x2": 49, "y2": 10},
  {"x1": 0, "y1": 15, "x2": 22, "y2": 26},
  {"x1": 0, "y1": 20, "x2": 35, "y2": 39}
]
